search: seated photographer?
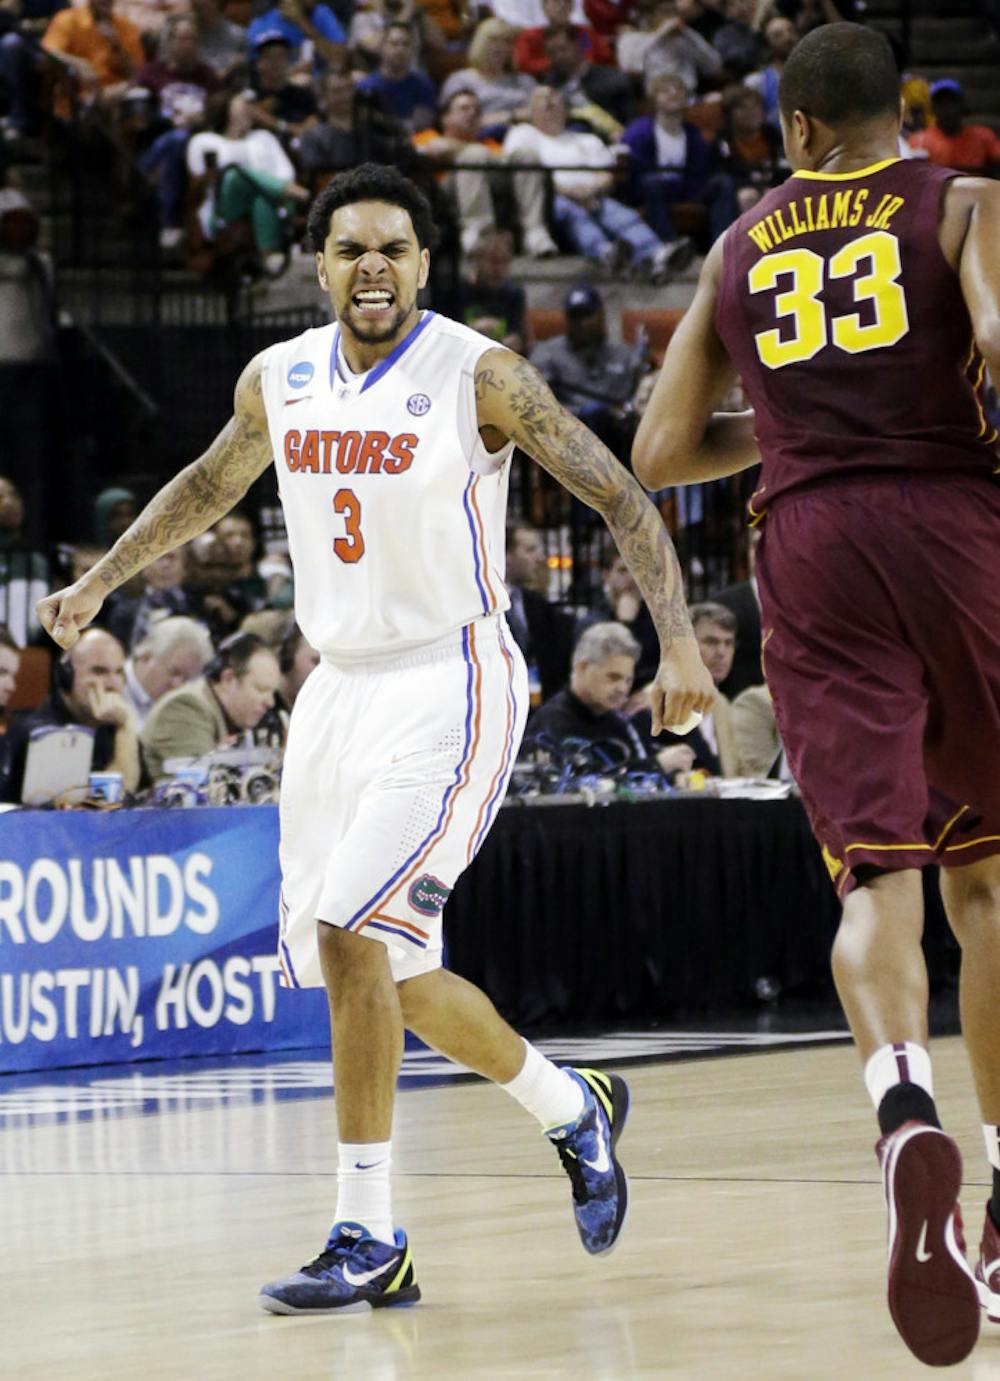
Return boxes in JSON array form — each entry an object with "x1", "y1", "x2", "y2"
[
  {"x1": 0, "y1": 627, "x2": 142, "y2": 802},
  {"x1": 140, "y1": 630, "x2": 281, "y2": 780},
  {"x1": 525, "y1": 620, "x2": 694, "y2": 780}
]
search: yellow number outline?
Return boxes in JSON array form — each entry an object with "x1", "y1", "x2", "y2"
[
  {"x1": 829, "y1": 230, "x2": 909, "y2": 355},
  {"x1": 748, "y1": 231, "x2": 910, "y2": 370},
  {"x1": 748, "y1": 248, "x2": 827, "y2": 370}
]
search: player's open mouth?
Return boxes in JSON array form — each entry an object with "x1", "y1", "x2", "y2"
[{"x1": 353, "y1": 290, "x2": 394, "y2": 316}]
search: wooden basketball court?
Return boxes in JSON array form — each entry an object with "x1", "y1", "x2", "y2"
[{"x1": 2, "y1": 1035, "x2": 996, "y2": 1378}]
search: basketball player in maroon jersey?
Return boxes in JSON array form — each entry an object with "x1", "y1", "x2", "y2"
[{"x1": 633, "y1": 21, "x2": 1000, "y2": 1369}]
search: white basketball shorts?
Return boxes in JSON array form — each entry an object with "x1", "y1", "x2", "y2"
[{"x1": 277, "y1": 615, "x2": 528, "y2": 986}]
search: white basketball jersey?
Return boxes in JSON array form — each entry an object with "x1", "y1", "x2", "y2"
[{"x1": 260, "y1": 311, "x2": 515, "y2": 660}]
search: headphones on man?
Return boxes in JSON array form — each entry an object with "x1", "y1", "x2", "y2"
[{"x1": 54, "y1": 652, "x2": 75, "y2": 696}]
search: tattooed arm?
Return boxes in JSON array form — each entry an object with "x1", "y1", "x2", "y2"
[
  {"x1": 38, "y1": 352, "x2": 274, "y2": 650},
  {"x1": 475, "y1": 348, "x2": 715, "y2": 733}
]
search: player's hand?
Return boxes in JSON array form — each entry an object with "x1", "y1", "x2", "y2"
[
  {"x1": 649, "y1": 636, "x2": 715, "y2": 736},
  {"x1": 37, "y1": 582, "x2": 106, "y2": 650},
  {"x1": 656, "y1": 742, "x2": 696, "y2": 775}
]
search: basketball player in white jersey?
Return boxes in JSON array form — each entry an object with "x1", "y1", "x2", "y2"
[{"x1": 38, "y1": 165, "x2": 714, "y2": 1314}]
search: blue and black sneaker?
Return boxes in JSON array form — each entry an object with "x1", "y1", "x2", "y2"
[
  {"x1": 259, "y1": 1222, "x2": 420, "y2": 1315},
  {"x1": 548, "y1": 1067, "x2": 630, "y2": 1255}
]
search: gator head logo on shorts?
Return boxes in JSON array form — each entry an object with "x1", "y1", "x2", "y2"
[
  {"x1": 408, "y1": 874, "x2": 452, "y2": 916},
  {"x1": 288, "y1": 361, "x2": 315, "y2": 389}
]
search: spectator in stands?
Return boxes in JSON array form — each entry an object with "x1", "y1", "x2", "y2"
[
  {"x1": 0, "y1": 179, "x2": 58, "y2": 542},
  {"x1": 621, "y1": 70, "x2": 736, "y2": 248},
  {"x1": 357, "y1": 21, "x2": 437, "y2": 132},
  {"x1": 184, "y1": 528, "x2": 250, "y2": 640},
  {"x1": 188, "y1": 0, "x2": 248, "y2": 78},
  {"x1": 587, "y1": 548, "x2": 658, "y2": 686},
  {"x1": 526, "y1": 621, "x2": 695, "y2": 778},
  {"x1": 0, "y1": 475, "x2": 48, "y2": 646},
  {"x1": 540, "y1": 24, "x2": 633, "y2": 135},
  {"x1": 213, "y1": 511, "x2": 269, "y2": 610},
  {"x1": 652, "y1": 599, "x2": 739, "y2": 774},
  {"x1": 458, "y1": 227, "x2": 528, "y2": 353},
  {"x1": 0, "y1": 623, "x2": 20, "y2": 732},
  {"x1": 134, "y1": 15, "x2": 223, "y2": 248},
  {"x1": 123, "y1": 613, "x2": 213, "y2": 727},
  {"x1": 675, "y1": 0, "x2": 723, "y2": 43},
  {"x1": 0, "y1": 0, "x2": 70, "y2": 138},
  {"x1": 42, "y1": 0, "x2": 144, "y2": 117},
  {"x1": 732, "y1": 681, "x2": 788, "y2": 780},
  {"x1": 504, "y1": 519, "x2": 575, "y2": 705},
  {"x1": 515, "y1": 0, "x2": 612, "y2": 75},
  {"x1": 711, "y1": 523, "x2": 761, "y2": 698},
  {"x1": 745, "y1": 13, "x2": 797, "y2": 129},
  {"x1": 277, "y1": 621, "x2": 318, "y2": 712},
  {"x1": 93, "y1": 486, "x2": 137, "y2": 547},
  {"x1": 717, "y1": 82, "x2": 785, "y2": 211},
  {"x1": 414, "y1": 87, "x2": 557, "y2": 256},
  {"x1": 503, "y1": 86, "x2": 682, "y2": 279},
  {"x1": 440, "y1": 18, "x2": 536, "y2": 130},
  {"x1": 0, "y1": 627, "x2": 141, "y2": 801},
  {"x1": 140, "y1": 629, "x2": 281, "y2": 778},
  {"x1": 349, "y1": 0, "x2": 447, "y2": 76},
  {"x1": 711, "y1": 0, "x2": 762, "y2": 79},
  {"x1": 616, "y1": 0, "x2": 721, "y2": 92},
  {"x1": 299, "y1": 67, "x2": 411, "y2": 180},
  {"x1": 103, "y1": 545, "x2": 192, "y2": 649},
  {"x1": 530, "y1": 283, "x2": 647, "y2": 455},
  {"x1": 246, "y1": 0, "x2": 345, "y2": 71},
  {"x1": 908, "y1": 79, "x2": 1000, "y2": 172},
  {"x1": 187, "y1": 88, "x2": 309, "y2": 276},
  {"x1": 247, "y1": 30, "x2": 319, "y2": 146},
  {"x1": 583, "y1": 0, "x2": 638, "y2": 41}
]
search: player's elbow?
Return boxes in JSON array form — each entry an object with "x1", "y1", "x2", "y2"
[{"x1": 632, "y1": 425, "x2": 686, "y2": 491}]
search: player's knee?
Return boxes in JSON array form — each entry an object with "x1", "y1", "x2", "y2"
[
  {"x1": 316, "y1": 919, "x2": 389, "y2": 980},
  {"x1": 941, "y1": 857, "x2": 1000, "y2": 942}
]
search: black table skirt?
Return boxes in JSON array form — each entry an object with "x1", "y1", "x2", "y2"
[{"x1": 444, "y1": 798, "x2": 953, "y2": 1027}]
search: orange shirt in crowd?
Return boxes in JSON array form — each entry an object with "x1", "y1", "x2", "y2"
[
  {"x1": 42, "y1": 4, "x2": 145, "y2": 91},
  {"x1": 412, "y1": 127, "x2": 503, "y2": 182},
  {"x1": 908, "y1": 123, "x2": 1000, "y2": 170}
]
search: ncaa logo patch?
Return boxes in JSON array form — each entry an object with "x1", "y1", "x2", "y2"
[
  {"x1": 288, "y1": 361, "x2": 315, "y2": 389},
  {"x1": 407, "y1": 393, "x2": 431, "y2": 416},
  {"x1": 408, "y1": 874, "x2": 451, "y2": 916}
]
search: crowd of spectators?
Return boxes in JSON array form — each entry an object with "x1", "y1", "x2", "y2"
[{"x1": 0, "y1": 0, "x2": 921, "y2": 281}]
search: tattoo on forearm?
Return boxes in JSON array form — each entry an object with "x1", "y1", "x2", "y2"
[
  {"x1": 478, "y1": 355, "x2": 693, "y2": 644},
  {"x1": 97, "y1": 394, "x2": 272, "y2": 592}
]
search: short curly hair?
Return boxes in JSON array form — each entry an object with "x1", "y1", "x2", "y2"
[{"x1": 305, "y1": 163, "x2": 436, "y2": 253}]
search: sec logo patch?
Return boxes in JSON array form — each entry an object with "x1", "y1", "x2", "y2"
[
  {"x1": 407, "y1": 393, "x2": 431, "y2": 416},
  {"x1": 288, "y1": 362, "x2": 315, "y2": 389}
]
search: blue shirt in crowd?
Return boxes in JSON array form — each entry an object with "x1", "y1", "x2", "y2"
[{"x1": 247, "y1": 6, "x2": 346, "y2": 62}]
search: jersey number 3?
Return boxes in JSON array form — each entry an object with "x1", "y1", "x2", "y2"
[
  {"x1": 333, "y1": 489, "x2": 365, "y2": 563},
  {"x1": 748, "y1": 229, "x2": 909, "y2": 371}
]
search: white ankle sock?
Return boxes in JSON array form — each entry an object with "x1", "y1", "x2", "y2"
[
  {"x1": 983, "y1": 1125, "x2": 1000, "y2": 1172},
  {"x1": 863, "y1": 1042, "x2": 934, "y2": 1111},
  {"x1": 500, "y1": 1039, "x2": 586, "y2": 1132},
  {"x1": 335, "y1": 1141, "x2": 394, "y2": 1245}
]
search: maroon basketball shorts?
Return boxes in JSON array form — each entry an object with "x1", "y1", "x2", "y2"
[{"x1": 756, "y1": 475, "x2": 1000, "y2": 899}]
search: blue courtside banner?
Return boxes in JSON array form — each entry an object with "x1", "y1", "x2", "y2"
[{"x1": 0, "y1": 807, "x2": 328, "y2": 1073}]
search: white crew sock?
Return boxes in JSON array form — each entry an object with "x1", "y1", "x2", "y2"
[
  {"x1": 335, "y1": 1141, "x2": 394, "y2": 1245},
  {"x1": 500, "y1": 1039, "x2": 586, "y2": 1133},
  {"x1": 983, "y1": 1125, "x2": 1000, "y2": 1172},
  {"x1": 863, "y1": 1041, "x2": 934, "y2": 1111}
]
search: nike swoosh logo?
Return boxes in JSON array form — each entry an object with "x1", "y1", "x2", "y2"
[
  {"x1": 354, "y1": 1160, "x2": 384, "y2": 1170},
  {"x1": 284, "y1": 395, "x2": 313, "y2": 406},
  {"x1": 341, "y1": 1255, "x2": 400, "y2": 1289},
  {"x1": 916, "y1": 1222, "x2": 933, "y2": 1263},
  {"x1": 582, "y1": 1120, "x2": 611, "y2": 1174}
]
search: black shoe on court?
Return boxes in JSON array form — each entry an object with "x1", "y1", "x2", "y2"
[
  {"x1": 259, "y1": 1222, "x2": 420, "y2": 1315},
  {"x1": 548, "y1": 1067, "x2": 630, "y2": 1256},
  {"x1": 877, "y1": 1120, "x2": 980, "y2": 1366}
]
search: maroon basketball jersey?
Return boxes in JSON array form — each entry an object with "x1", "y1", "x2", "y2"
[{"x1": 715, "y1": 157, "x2": 999, "y2": 516}]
